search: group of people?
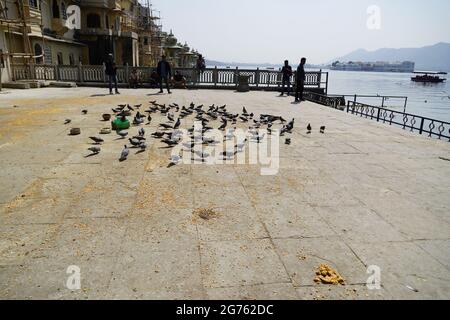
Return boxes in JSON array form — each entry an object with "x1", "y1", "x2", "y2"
[
  {"x1": 281, "y1": 58, "x2": 307, "y2": 102},
  {"x1": 105, "y1": 53, "x2": 307, "y2": 103}
]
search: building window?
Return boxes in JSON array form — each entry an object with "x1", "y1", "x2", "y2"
[
  {"x1": 57, "y1": 52, "x2": 63, "y2": 65},
  {"x1": 52, "y1": 1, "x2": 60, "y2": 18},
  {"x1": 29, "y1": 0, "x2": 39, "y2": 9},
  {"x1": 105, "y1": 15, "x2": 110, "y2": 29},
  {"x1": 87, "y1": 13, "x2": 101, "y2": 28},
  {"x1": 69, "y1": 53, "x2": 75, "y2": 66},
  {"x1": 144, "y1": 37, "x2": 148, "y2": 45},
  {"x1": 61, "y1": 2, "x2": 67, "y2": 20},
  {"x1": 34, "y1": 43, "x2": 43, "y2": 64}
]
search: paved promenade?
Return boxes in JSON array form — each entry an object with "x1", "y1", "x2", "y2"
[{"x1": 0, "y1": 88, "x2": 449, "y2": 299}]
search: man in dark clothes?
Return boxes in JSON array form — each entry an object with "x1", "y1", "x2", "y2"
[
  {"x1": 157, "y1": 55, "x2": 172, "y2": 94},
  {"x1": 105, "y1": 53, "x2": 119, "y2": 95},
  {"x1": 295, "y1": 57, "x2": 307, "y2": 102},
  {"x1": 280, "y1": 60, "x2": 293, "y2": 96}
]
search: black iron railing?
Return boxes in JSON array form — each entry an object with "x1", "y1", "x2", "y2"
[
  {"x1": 347, "y1": 101, "x2": 450, "y2": 141},
  {"x1": 305, "y1": 92, "x2": 346, "y2": 110}
]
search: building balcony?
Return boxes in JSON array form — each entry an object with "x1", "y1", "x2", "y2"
[
  {"x1": 75, "y1": 28, "x2": 138, "y2": 40},
  {"x1": 80, "y1": 0, "x2": 121, "y2": 9}
]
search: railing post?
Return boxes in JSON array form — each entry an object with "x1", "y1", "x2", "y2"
[
  {"x1": 376, "y1": 108, "x2": 381, "y2": 122},
  {"x1": 102, "y1": 63, "x2": 106, "y2": 83},
  {"x1": 404, "y1": 97, "x2": 408, "y2": 114},
  {"x1": 255, "y1": 67, "x2": 260, "y2": 88},
  {"x1": 125, "y1": 63, "x2": 130, "y2": 85},
  {"x1": 419, "y1": 118, "x2": 425, "y2": 135},
  {"x1": 78, "y1": 62, "x2": 83, "y2": 84},
  {"x1": 213, "y1": 66, "x2": 218, "y2": 87},
  {"x1": 54, "y1": 64, "x2": 59, "y2": 81},
  {"x1": 325, "y1": 72, "x2": 328, "y2": 95},
  {"x1": 381, "y1": 96, "x2": 385, "y2": 108},
  {"x1": 317, "y1": 69, "x2": 322, "y2": 89},
  {"x1": 235, "y1": 67, "x2": 239, "y2": 87}
]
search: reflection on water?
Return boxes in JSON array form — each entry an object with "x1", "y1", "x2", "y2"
[{"x1": 326, "y1": 70, "x2": 450, "y2": 122}]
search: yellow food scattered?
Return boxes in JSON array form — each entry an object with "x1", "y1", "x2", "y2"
[{"x1": 314, "y1": 264, "x2": 345, "y2": 285}]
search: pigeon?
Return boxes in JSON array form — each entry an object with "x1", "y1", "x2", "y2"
[
  {"x1": 129, "y1": 138, "x2": 141, "y2": 147},
  {"x1": 89, "y1": 136, "x2": 104, "y2": 144},
  {"x1": 173, "y1": 118, "x2": 181, "y2": 130},
  {"x1": 119, "y1": 145, "x2": 129, "y2": 161},
  {"x1": 307, "y1": 124, "x2": 312, "y2": 134},
  {"x1": 253, "y1": 133, "x2": 266, "y2": 143},
  {"x1": 82, "y1": 109, "x2": 88, "y2": 115},
  {"x1": 139, "y1": 142, "x2": 148, "y2": 151},
  {"x1": 320, "y1": 126, "x2": 326, "y2": 134},
  {"x1": 161, "y1": 139, "x2": 179, "y2": 147},
  {"x1": 151, "y1": 132, "x2": 166, "y2": 138},
  {"x1": 243, "y1": 107, "x2": 248, "y2": 114},
  {"x1": 168, "y1": 154, "x2": 182, "y2": 167},
  {"x1": 127, "y1": 104, "x2": 134, "y2": 111},
  {"x1": 64, "y1": 119, "x2": 71, "y2": 125},
  {"x1": 146, "y1": 115, "x2": 152, "y2": 125},
  {"x1": 88, "y1": 146, "x2": 101, "y2": 154},
  {"x1": 222, "y1": 150, "x2": 238, "y2": 159},
  {"x1": 285, "y1": 138, "x2": 291, "y2": 145},
  {"x1": 159, "y1": 123, "x2": 173, "y2": 130},
  {"x1": 138, "y1": 127, "x2": 145, "y2": 137},
  {"x1": 134, "y1": 104, "x2": 142, "y2": 109},
  {"x1": 117, "y1": 131, "x2": 128, "y2": 139},
  {"x1": 235, "y1": 139, "x2": 248, "y2": 151},
  {"x1": 218, "y1": 120, "x2": 227, "y2": 131},
  {"x1": 167, "y1": 113, "x2": 175, "y2": 122}
]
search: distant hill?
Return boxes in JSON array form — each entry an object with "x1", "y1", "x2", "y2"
[{"x1": 331, "y1": 42, "x2": 450, "y2": 72}]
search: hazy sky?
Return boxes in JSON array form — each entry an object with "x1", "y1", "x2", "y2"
[{"x1": 145, "y1": 0, "x2": 450, "y2": 64}]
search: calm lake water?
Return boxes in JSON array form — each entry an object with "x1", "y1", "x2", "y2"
[{"x1": 325, "y1": 70, "x2": 450, "y2": 122}]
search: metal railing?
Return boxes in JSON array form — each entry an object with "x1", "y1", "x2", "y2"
[
  {"x1": 347, "y1": 101, "x2": 450, "y2": 141},
  {"x1": 10, "y1": 63, "x2": 328, "y2": 92},
  {"x1": 304, "y1": 92, "x2": 346, "y2": 110}
]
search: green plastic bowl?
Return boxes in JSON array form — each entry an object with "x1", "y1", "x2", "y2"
[{"x1": 112, "y1": 118, "x2": 130, "y2": 131}]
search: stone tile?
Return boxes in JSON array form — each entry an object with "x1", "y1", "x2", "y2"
[
  {"x1": 347, "y1": 241, "x2": 450, "y2": 300},
  {"x1": 315, "y1": 206, "x2": 406, "y2": 243},
  {"x1": 107, "y1": 247, "x2": 204, "y2": 299},
  {"x1": 257, "y1": 202, "x2": 336, "y2": 239},
  {"x1": 200, "y1": 239, "x2": 290, "y2": 288},
  {"x1": 274, "y1": 237, "x2": 367, "y2": 287},
  {"x1": 206, "y1": 283, "x2": 298, "y2": 300},
  {"x1": 0, "y1": 224, "x2": 59, "y2": 266},
  {"x1": 0, "y1": 254, "x2": 116, "y2": 299},
  {"x1": 195, "y1": 205, "x2": 269, "y2": 242},
  {"x1": 1, "y1": 197, "x2": 71, "y2": 225},
  {"x1": 122, "y1": 209, "x2": 198, "y2": 252},
  {"x1": 51, "y1": 218, "x2": 127, "y2": 258},
  {"x1": 295, "y1": 284, "x2": 392, "y2": 300}
]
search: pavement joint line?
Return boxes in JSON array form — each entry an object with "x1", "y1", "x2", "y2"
[{"x1": 233, "y1": 165, "x2": 298, "y2": 295}]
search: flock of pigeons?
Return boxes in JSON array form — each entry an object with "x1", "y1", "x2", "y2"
[{"x1": 69, "y1": 101, "x2": 326, "y2": 166}]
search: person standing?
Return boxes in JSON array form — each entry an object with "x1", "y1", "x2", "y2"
[
  {"x1": 280, "y1": 60, "x2": 293, "y2": 96},
  {"x1": 196, "y1": 54, "x2": 206, "y2": 74},
  {"x1": 295, "y1": 57, "x2": 306, "y2": 102},
  {"x1": 105, "y1": 53, "x2": 119, "y2": 95},
  {"x1": 157, "y1": 55, "x2": 172, "y2": 94}
]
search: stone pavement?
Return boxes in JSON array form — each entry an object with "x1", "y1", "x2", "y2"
[{"x1": 0, "y1": 87, "x2": 449, "y2": 300}]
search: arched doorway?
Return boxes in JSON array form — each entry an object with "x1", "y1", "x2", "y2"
[{"x1": 34, "y1": 43, "x2": 43, "y2": 64}]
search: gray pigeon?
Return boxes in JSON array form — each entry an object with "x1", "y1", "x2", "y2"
[
  {"x1": 120, "y1": 145, "x2": 129, "y2": 161},
  {"x1": 138, "y1": 127, "x2": 145, "y2": 137},
  {"x1": 117, "y1": 131, "x2": 128, "y2": 139},
  {"x1": 64, "y1": 119, "x2": 71, "y2": 125},
  {"x1": 88, "y1": 146, "x2": 101, "y2": 154}
]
